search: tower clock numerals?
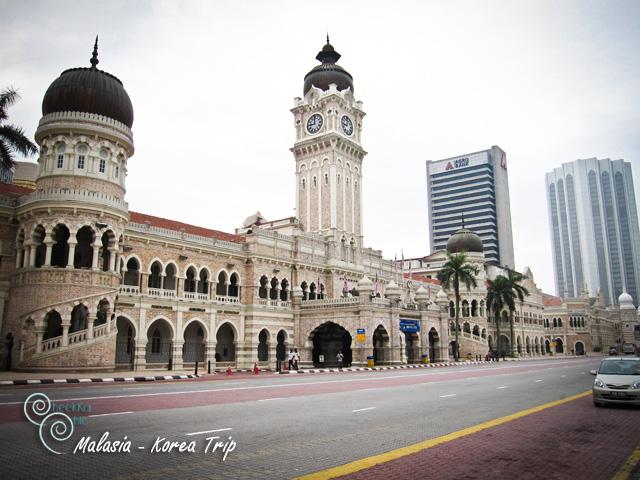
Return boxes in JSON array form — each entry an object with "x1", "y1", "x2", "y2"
[
  {"x1": 306, "y1": 114, "x2": 323, "y2": 134},
  {"x1": 341, "y1": 115, "x2": 353, "y2": 136}
]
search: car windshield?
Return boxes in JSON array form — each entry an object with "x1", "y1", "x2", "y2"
[{"x1": 598, "y1": 359, "x2": 640, "y2": 375}]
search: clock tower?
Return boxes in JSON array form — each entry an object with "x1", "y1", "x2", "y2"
[{"x1": 291, "y1": 38, "x2": 367, "y2": 255}]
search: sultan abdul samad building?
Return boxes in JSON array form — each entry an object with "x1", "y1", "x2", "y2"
[{"x1": 0, "y1": 39, "x2": 637, "y2": 372}]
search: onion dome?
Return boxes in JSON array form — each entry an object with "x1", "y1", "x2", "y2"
[
  {"x1": 303, "y1": 35, "x2": 354, "y2": 96},
  {"x1": 436, "y1": 288, "x2": 448, "y2": 301},
  {"x1": 618, "y1": 291, "x2": 635, "y2": 309},
  {"x1": 42, "y1": 37, "x2": 134, "y2": 128},
  {"x1": 358, "y1": 275, "x2": 374, "y2": 295},
  {"x1": 384, "y1": 280, "x2": 402, "y2": 300},
  {"x1": 446, "y1": 218, "x2": 484, "y2": 254},
  {"x1": 414, "y1": 285, "x2": 429, "y2": 303}
]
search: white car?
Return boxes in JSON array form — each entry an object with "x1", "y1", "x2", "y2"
[{"x1": 591, "y1": 356, "x2": 640, "y2": 407}]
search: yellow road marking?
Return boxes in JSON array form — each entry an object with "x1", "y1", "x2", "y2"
[
  {"x1": 611, "y1": 444, "x2": 640, "y2": 480},
  {"x1": 294, "y1": 390, "x2": 592, "y2": 480}
]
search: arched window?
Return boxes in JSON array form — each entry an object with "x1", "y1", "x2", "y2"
[
  {"x1": 151, "y1": 328, "x2": 162, "y2": 354},
  {"x1": 32, "y1": 225, "x2": 46, "y2": 268},
  {"x1": 462, "y1": 300, "x2": 469, "y2": 317},
  {"x1": 216, "y1": 271, "x2": 228, "y2": 296},
  {"x1": 100, "y1": 230, "x2": 116, "y2": 272},
  {"x1": 258, "y1": 275, "x2": 268, "y2": 299},
  {"x1": 148, "y1": 261, "x2": 162, "y2": 289},
  {"x1": 164, "y1": 263, "x2": 177, "y2": 291},
  {"x1": 124, "y1": 258, "x2": 140, "y2": 286},
  {"x1": 280, "y1": 279, "x2": 289, "y2": 301},
  {"x1": 471, "y1": 300, "x2": 478, "y2": 317},
  {"x1": 228, "y1": 273, "x2": 239, "y2": 298},
  {"x1": 198, "y1": 269, "x2": 210, "y2": 295},
  {"x1": 51, "y1": 224, "x2": 70, "y2": 267},
  {"x1": 349, "y1": 238, "x2": 356, "y2": 263},
  {"x1": 301, "y1": 281, "x2": 308, "y2": 301},
  {"x1": 449, "y1": 301, "x2": 455, "y2": 318},
  {"x1": 185, "y1": 267, "x2": 197, "y2": 293},
  {"x1": 309, "y1": 282, "x2": 317, "y2": 300},
  {"x1": 74, "y1": 226, "x2": 95, "y2": 269},
  {"x1": 270, "y1": 277, "x2": 279, "y2": 300}
]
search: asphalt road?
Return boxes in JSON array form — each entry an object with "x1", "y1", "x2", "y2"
[{"x1": 0, "y1": 357, "x2": 603, "y2": 479}]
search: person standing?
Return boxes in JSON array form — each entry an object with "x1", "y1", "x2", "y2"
[
  {"x1": 336, "y1": 351, "x2": 344, "y2": 368},
  {"x1": 293, "y1": 348, "x2": 300, "y2": 370}
]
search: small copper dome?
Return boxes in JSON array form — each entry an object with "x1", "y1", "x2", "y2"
[
  {"x1": 303, "y1": 37, "x2": 354, "y2": 96},
  {"x1": 446, "y1": 227, "x2": 484, "y2": 254},
  {"x1": 41, "y1": 38, "x2": 134, "y2": 128}
]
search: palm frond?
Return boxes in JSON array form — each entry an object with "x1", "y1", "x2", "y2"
[{"x1": 0, "y1": 87, "x2": 19, "y2": 120}]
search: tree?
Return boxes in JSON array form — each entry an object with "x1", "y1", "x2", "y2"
[
  {"x1": 486, "y1": 275, "x2": 515, "y2": 361},
  {"x1": 437, "y1": 252, "x2": 480, "y2": 361},
  {"x1": 0, "y1": 87, "x2": 38, "y2": 171},
  {"x1": 505, "y1": 268, "x2": 530, "y2": 356}
]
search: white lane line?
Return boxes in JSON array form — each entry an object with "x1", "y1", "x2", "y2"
[
  {"x1": 561, "y1": 375, "x2": 567, "y2": 378},
  {"x1": 534, "y1": 379, "x2": 543, "y2": 383},
  {"x1": 0, "y1": 362, "x2": 582, "y2": 406},
  {"x1": 89, "y1": 411, "x2": 134, "y2": 418},
  {"x1": 440, "y1": 394, "x2": 457, "y2": 398},
  {"x1": 496, "y1": 386, "x2": 508, "y2": 389},
  {"x1": 186, "y1": 428, "x2": 232, "y2": 436},
  {"x1": 352, "y1": 407, "x2": 376, "y2": 413},
  {"x1": 258, "y1": 397, "x2": 283, "y2": 402}
]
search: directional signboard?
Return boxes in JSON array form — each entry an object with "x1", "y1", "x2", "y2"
[{"x1": 399, "y1": 319, "x2": 420, "y2": 333}]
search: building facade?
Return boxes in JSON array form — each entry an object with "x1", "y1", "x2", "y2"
[
  {"x1": 0, "y1": 40, "x2": 635, "y2": 373},
  {"x1": 546, "y1": 158, "x2": 640, "y2": 306},
  {"x1": 426, "y1": 146, "x2": 515, "y2": 267}
]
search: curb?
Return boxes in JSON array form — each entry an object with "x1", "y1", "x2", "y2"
[
  {"x1": 276, "y1": 360, "x2": 492, "y2": 374},
  {"x1": 0, "y1": 374, "x2": 202, "y2": 386}
]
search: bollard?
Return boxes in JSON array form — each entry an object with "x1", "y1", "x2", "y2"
[
  {"x1": 208, "y1": 360, "x2": 211, "y2": 374},
  {"x1": 168, "y1": 356, "x2": 172, "y2": 371},
  {"x1": 195, "y1": 361, "x2": 198, "y2": 376}
]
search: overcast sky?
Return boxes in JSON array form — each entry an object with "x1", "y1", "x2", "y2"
[{"x1": 3, "y1": 0, "x2": 640, "y2": 295}]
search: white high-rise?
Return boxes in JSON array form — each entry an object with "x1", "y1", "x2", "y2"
[{"x1": 546, "y1": 158, "x2": 640, "y2": 306}]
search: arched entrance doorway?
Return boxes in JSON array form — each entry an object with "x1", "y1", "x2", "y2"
[
  {"x1": 555, "y1": 338, "x2": 564, "y2": 354},
  {"x1": 404, "y1": 332, "x2": 420, "y2": 363},
  {"x1": 183, "y1": 321, "x2": 206, "y2": 363},
  {"x1": 145, "y1": 319, "x2": 173, "y2": 367},
  {"x1": 373, "y1": 325, "x2": 389, "y2": 365},
  {"x1": 216, "y1": 323, "x2": 236, "y2": 364},
  {"x1": 311, "y1": 322, "x2": 351, "y2": 367},
  {"x1": 575, "y1": 341, "x2": 585, "y2": 356},
  {"x1": 257, "y1": 329, "x2": 269, "y2": 362},
  {"x1": 115, "y1": 316, "x2": 135, "y2": 368},
  {"x1": 545, "y1": 339, "x2": 551, "y2": 354},
  {"x1": 276, "y1": 330, "x2": 287, "y2": 369},
  {"x1": 428, "y1": 328, "x2": 440, "y2": 362},
  {"x1": 498, "y1": 335, "x2": 510, "y2": 357}
]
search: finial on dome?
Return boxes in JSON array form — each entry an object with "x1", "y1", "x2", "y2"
[
  {"x1": 90, "y1": 35, "x2": 99, "y2": 69},
  {"x1": 461, "y1": 213, "x2": 465, "y2": 229},
  {"x1": 327, "y1": 32, "x2": 330, "y2": 44}
]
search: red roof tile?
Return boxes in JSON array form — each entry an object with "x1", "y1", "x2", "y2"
[
  {"x1": 0, "y1": 182, "x2": 34, "y2": 197},
  {"x1": 542, "y1": 293, "x2": 563, "y2": 307},
  {"x1": 404, "y1": 272, "x2": 441, "y2": 286},
  {"x1": 129, "y1": 211, "x2": 244, "y2": 244}
]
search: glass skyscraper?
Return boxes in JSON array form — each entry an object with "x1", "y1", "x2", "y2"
[
  {"x1": 426, "y1": 146, "x2": 515, "y2": 266},
  {"x1": 546, "y1": 158, "x2": 640, "y2": 306}
]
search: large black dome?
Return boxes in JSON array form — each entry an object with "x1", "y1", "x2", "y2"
[
  {"x1": 41, "y1": 39, "x2": 133, "y2": 128},
  {"x1": 446, "y1": 227, "x2": 484, "y2": 254},
  {"x1": 303, "y1": 38, "x2": 353, "y2": 96}
]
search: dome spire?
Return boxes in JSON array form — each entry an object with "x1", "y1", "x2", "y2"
[
  {"x1": 315, "y1": 35, "x2": 341, "y2": 64},
  {"x1": 461, "y1": 213, "x2": 465, "y2": 228},
  {"x1": 90, "y1": 35, "x2": 99, "y2": 69}
]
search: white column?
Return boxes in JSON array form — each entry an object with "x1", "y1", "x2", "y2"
[
  {"x1": 44, "y1": 239, "x2": 54, "y2": 266},
  {"x1": 66, "y1": 240, "x2": 77, "y2": 268},
  {"x1": 91, "y1": 241, "x2": 101, "y2": 270},
  {"x1": 108, "y1": 247, "x2": 117, "y2": 272},
  {"x1": 29, "y1": 244, "x2": 37, "y2": 267}
]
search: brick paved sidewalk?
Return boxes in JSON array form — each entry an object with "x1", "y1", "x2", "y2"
[{"x1": 330, "y1": 395, "x2": 639, "y2": 480}]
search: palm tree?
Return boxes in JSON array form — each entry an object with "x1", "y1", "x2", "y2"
[
  {"x1": 0, "y1": 87, "x2": 38, "y2": 171},
  {"x1": 437, "y1": 252, "x2": 480, "y2": 361},
  {"x1": 486, "y1": 275, "x2": 515, "y2": 361},
  {"x1": 505, "y1": 268, "x2": 530, "y2": 356}
]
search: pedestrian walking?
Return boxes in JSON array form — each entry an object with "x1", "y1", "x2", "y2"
[
  {"x1": 288, "y1": 349, "x2": 294, "y2": 370},
  {"x1": 336, "y1": 351, "x2": 344, "y2": 368}
]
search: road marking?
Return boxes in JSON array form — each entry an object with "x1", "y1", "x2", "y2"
[
  {"x1": 89, "y1": 411, "x2": 134, "y2": 418},
  {"x1": 0, "y1": 360, "x2": 593, "y2": 406},
  {"x1": 534, "y1": 380, "x2": 543, "y2": 383},
  {"x1": 611, "y1": 444, "x2": 640, "y2": 480},
  {"x1": 258, "y1": 397, "x2": 283, "y2": 402},
  {"x1": 561, "y1": 375, "x2": 566, "y2": 378},
  {"x1": 352, "y1": 407, "x2": 376, "y2": 413},
  {"x1": 496, "y1": 386, "x2": 508, "y2": 389},
  {"x1": 294, "y1": 390, "x2": 591, "y2": 480},
  {"x1": 186, "y1": 428, "x2": 232, "y2": 436},
  {"x1": 439, "y1": 394, "x2": 457, "y2": 398}
]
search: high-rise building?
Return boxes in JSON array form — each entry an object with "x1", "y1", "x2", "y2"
[
  {"x1": 545, "y1": 158, "x2": 640, "y2": 306},
  {"x1": 426, "y1": 146, "x2": 514, "y2": 267}
]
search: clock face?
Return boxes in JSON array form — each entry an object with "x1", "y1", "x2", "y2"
[
  {"x1": 306, "y1": 114, "x2": 323, "y2": 134},
  {"x1": 341, "y1": 115, "x2": 353, "y2": 136}
]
